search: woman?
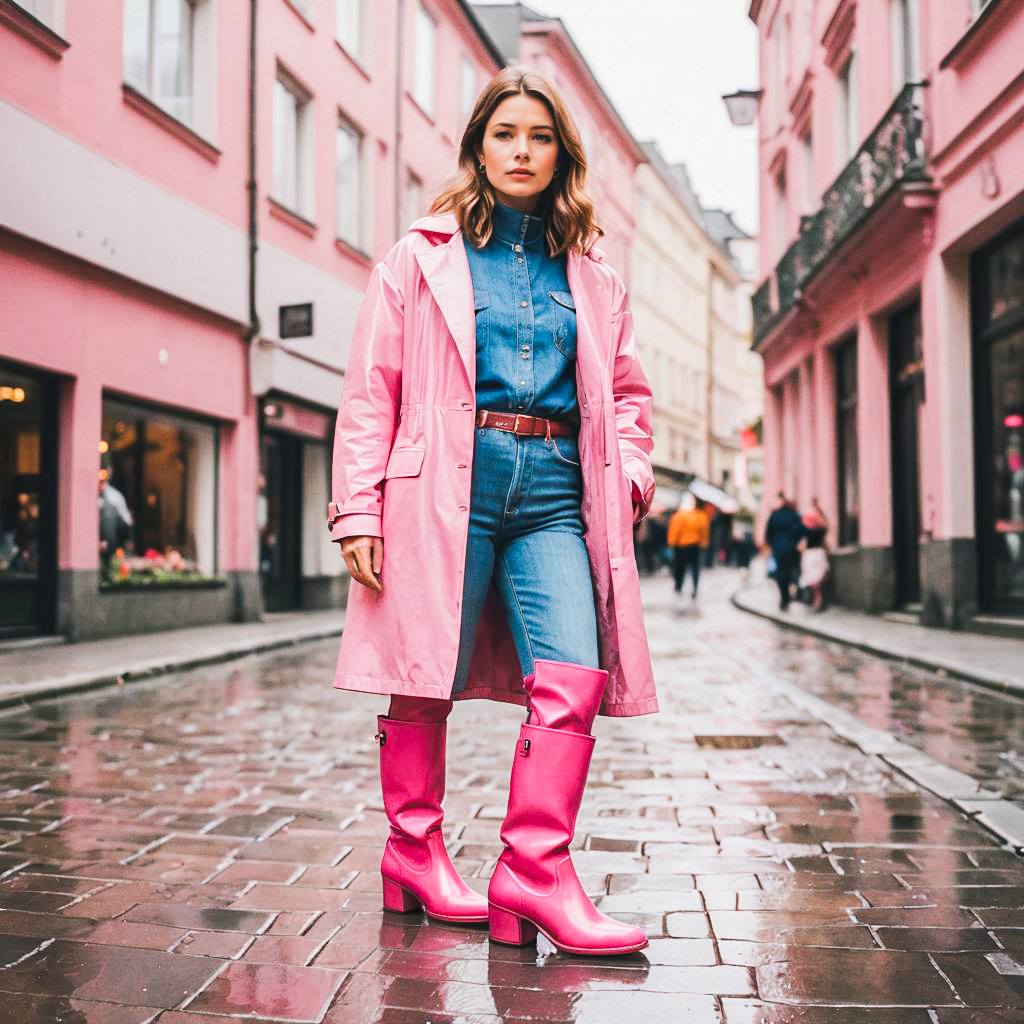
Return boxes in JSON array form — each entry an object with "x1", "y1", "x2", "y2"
[{"x1": 327, "y1": 67, "x2": 657, "y2": 957}]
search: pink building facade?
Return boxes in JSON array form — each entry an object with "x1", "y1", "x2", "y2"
[
  {"x1": 751, "y1": 0, "x2": 1024, "y2": 628},
  {"x1": 0, "y1": 0, "x2": 500, "y2": 640}
]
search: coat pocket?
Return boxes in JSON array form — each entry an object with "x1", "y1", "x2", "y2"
[{"x1": 384, "y1": 446, "x2": 425, "y2": 479}]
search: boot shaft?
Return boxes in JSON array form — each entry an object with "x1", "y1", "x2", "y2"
[
  {"x1": 377, "y1": 715, "x2": 446, "y2": 840},
  {"x1": 524, "y1": 660, "x2": 608, "y2": 734}
]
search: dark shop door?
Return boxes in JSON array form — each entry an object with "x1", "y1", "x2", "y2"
[
  {"x1": 0, "y1": 366, "x2": 57, "y2": 637},
  {"x1": 260, "y1": 430, "x2": 302, "y2": 612},
  {"x1": 889, "y1": 302, "x2": 923, "y2": 608}
]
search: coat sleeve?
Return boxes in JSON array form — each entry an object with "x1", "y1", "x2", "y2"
[
  {"x1": 610, "y1": 285, "x2": 655, "y2": 524},
  {"x1": 327, "y1": 255, "x2": 405, "y2": 541}
]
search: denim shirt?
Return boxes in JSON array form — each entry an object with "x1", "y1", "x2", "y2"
[{"x1": 463, "y1": 201, "x2": 580, "y2": 424}]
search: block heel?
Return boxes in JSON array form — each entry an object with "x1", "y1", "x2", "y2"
[
  {"x1": 488, "y1": 904, "x2": 538, "y2": 945},
  {"x1": 382, "y1": 877, "x2": 422, "y2": 913}
]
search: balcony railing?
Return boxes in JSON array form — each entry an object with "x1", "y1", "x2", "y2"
[{"x1": 753, "y1": 82, "x2": 931, "y2": 345}]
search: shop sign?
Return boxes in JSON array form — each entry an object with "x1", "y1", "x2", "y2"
[{"x1": 279, "y1": 303, "x2": 314, "y2": 339}]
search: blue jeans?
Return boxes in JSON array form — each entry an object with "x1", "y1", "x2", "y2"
[{"x1": 452, "y1": 426, "x2": 600, "y2": 693}]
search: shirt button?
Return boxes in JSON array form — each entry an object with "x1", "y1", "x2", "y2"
[
  {"x1": 519, "y1": 380, "x2": 526, "y2": 385},
  {"x1": 513, "y1": 245, "x2": 522, "y2": 253},
  {"x1": 518, "y1": 258, "x2": 524, "y2": 264},
  {"x1": 520, "y1": 300, "x2": 528, "y2": 308},
  {"x1": 521, "y1": 353, "x2": 530, "y2": 359}
]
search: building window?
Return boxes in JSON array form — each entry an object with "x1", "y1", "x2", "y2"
[
  {"x1": 413, "y1": 2, "x2": 436, "y2": 117},
  {"x1": 891, "y1": 0, "x2": 920, "y2": 91},
  {"x1": 801, "y1": 130, "x2": 814, "y2": 213},
  {"x1": 335, "y1": 115, "x2": 364, "y2": 249},
  {"x1": 335, "y1": 0, "x2": 362, "y2": 62},
  {"x1": 835, "y1": 338, "x2": 859, "y2": 546},
  {"x1": 13, "y1": 0, "x2": 64, "y2": 32},
  {"x1": 273, "y1": 72, "x2": 314, "y2": 220},
  {"x1": 100, "y1": 398, "x2": 218, "y2": 587},
  {"x1": 775, "y1": 168, "x2": 788, "y2": 252},
  {"x1": 404, "y1": 170, "x2": 423, "y2": 230},
  {"x1": 837, "y1": 52, "x2": 858, "y2": 163},
  {"x1": 460, "y1": 56, "x2": 477, "y2": 122},
  {"x1": 124, "y1": 0, "x2": 204, "y2": 127}
]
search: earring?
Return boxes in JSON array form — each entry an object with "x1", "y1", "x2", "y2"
[{"x1": 479, "y1": 162, "x2": 485, "y2": 172}]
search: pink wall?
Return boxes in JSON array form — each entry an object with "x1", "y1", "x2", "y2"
[
  {"x1": 0, "y1": 3, "x2": 249, "y2": 228},
  {"x1": 1, "y1": 232, "x2": 254, "y2": 574}
]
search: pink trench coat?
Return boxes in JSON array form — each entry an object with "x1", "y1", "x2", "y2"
[{"x1": 327, "y1": 214, "x2": 658, "y2": 718}]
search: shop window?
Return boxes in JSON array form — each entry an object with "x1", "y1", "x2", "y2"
[
  {"x1": 987, "y1": 232, "x2": 1024, "y2": 323},
  {"x1": 835, "y1": 338, "x2": 860, "y2": 546},
  {"x1": 100, "y1": 399, "x2": 218, "y2": 587}
]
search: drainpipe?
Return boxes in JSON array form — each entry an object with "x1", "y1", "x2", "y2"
[
  {"x1": 246, "y1": 0, "x2": 260, "y2": 346},
  {"x1": 393, "y1": 0, "x2": 406, "y2": 240}
]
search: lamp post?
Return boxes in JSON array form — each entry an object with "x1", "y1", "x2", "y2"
[{"x1": 722, "y1": 89, "x2": 763, "y2": 127}]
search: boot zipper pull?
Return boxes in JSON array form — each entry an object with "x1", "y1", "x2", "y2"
[
  {"x1": 520, "y1": 737, "x2": 531, "y2": 757},
  {"x1": 375, "y1": 730, "x2": 386, "y2": 746}
]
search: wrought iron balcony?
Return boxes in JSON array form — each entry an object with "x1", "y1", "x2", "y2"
[{"x1": 753, "y1": 82, "x2": 931, "y2": 346}]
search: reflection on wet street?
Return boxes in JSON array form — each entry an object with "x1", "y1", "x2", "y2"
[
  {"x1": 714, "y1": 616, "x2": 1024, "y2": 808},
  {"x1": 0, "y1": 569, "x2": 1021, "y2": 1021}
]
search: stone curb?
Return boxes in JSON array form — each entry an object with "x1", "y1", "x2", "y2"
[
  {"x1": 0, "y1": 620, "x2": 344, "y2": 712},
  {"x1": 730, "y1": 586, "x2": 1024, "y2": 699},
  {"x1": 719, "y1": 645, "x2": 1024, "y2": 851}
]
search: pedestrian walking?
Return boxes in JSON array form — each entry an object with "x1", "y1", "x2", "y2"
[
  {"x1": 764, "y1": 491, "x2": 806, "y2": 611},
  {"x1": 799, "y1": 498, "x2": 830, "y2": 611},
  {"x1": 327, "y1": 67, "x2": 656, "y2": 957},
  {"x1": 667, "y1": 492, "x2": 709, "y2": 600}
]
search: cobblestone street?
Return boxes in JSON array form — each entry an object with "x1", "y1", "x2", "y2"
[{"x1": 1, "y1": 570, "x2": 1023, "y2": 1022}]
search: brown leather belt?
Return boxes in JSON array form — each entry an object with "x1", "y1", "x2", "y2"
[{"x1": 475, "y1": 409, "x2": 574, "y2": 439}]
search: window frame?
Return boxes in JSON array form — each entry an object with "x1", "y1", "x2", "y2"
[
  {"x1": 272, "y1": 69, "x2": 315, "y2": 222},
  {"x1": 335, "y1": 112, "x2": 366, "y2": 251},
  {"x1": 412, "y1": 1, "x2": 436, "y2": 118},
  {"x1": 335, "y1": 0, "x2": 364, "y2": 66}
]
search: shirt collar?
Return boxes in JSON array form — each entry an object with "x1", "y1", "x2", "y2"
[{"x1": 491, "y1": 200, "x2": 545, "y2": 248}]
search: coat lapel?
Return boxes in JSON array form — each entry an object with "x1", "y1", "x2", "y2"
[
  {"x1": 567, "y1": 250, "x2": 605, "y2": 404},
  {"x1": 416, "y1": 234, "x2": 475, "y2": 388}
]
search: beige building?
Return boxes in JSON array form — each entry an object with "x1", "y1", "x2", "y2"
[{"x1": 632, "y1": 144, "x2": 763, "y2": 516}]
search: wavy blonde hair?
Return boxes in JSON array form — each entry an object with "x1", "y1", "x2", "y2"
[{"x1": 431, "y1": 66, "x2": 603, "y2": 257}]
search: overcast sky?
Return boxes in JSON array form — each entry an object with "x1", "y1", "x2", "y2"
[{"x1": 475, "y1": 0, "x2": 761, "y2": 234}]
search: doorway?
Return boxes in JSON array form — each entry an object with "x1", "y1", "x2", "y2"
[
  {"x1": 259, "y1": 430, "x2": 302, "y2": 612},
  {"x1": 0, "y1": 364, "x2": 57, "y2": 637},
  {"x1": 889, "y1": 302, "x2": 923, "y2": 607},
  {"x1": 972, "y1": 220, "x2": 1024, "y2": 615}
]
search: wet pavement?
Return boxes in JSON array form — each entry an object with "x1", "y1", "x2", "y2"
[{"x1": 0, "y1": 570, "x2": 1022, "y2": 1021}]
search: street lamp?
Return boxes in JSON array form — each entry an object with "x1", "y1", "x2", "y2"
[{"x1": 722, "y1": 89, "x2": 763, "y2": 127}]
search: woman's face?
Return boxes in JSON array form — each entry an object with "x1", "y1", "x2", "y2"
[{"x1": 478, "y1": 93, "x2": 560, "y2": 214}]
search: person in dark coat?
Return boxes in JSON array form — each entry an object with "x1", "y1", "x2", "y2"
[{"x1": 764, "y1": 492, "x2": 806, "y2": 611}]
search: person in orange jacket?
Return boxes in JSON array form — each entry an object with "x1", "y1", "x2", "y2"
[{"x1": 667, "y1": 493, "x2": 710, "y2": 599}]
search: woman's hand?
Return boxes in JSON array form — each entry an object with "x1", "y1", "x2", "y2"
[{"x1": 340, "y1": 535, "x2": 383, "y2": 593}]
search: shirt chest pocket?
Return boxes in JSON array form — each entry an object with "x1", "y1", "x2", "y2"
[
  {"x1": 549, "y1": 290, "x2": 577, "y2": 360},
  {"x1": 473, "y1": 290, "x2": 490, "y2": 351}
]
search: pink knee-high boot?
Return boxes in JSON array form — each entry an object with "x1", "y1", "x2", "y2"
[
  {"x1": 377, "y1": 697, "x2": 487, "y2": 924},
  {"x1": 487, "y1": 659, "x2": 648, "y2": 955}
]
